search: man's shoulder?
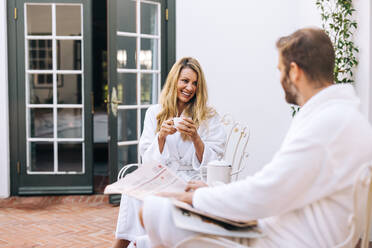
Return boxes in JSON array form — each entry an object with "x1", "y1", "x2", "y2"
[{"x1": 301, "y1": 101, "x2": 372, "y2": 143}]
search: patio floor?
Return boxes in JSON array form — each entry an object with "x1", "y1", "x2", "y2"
[{"x1": 0, "y1": 195, "x2": 119, "y2": 248}]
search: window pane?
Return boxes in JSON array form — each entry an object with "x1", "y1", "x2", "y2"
[
  {"x1": 57, "y1": 108, "x2": 82, "y2": 138},
  {"x1": 30, "y1": 142, "x2": 54, "y2": 172},
  {"x1": 57, "y1": 74, "x2": 82, "y2": 104},
  {"x1": 118, "y1": 145, "x2": 138, "y2": 171},
  {"x1": 118, "y1": 73, "x2": 137, "y2": 105},
  {"x1": 29, "y1": 74, "x2": 53, "y2": 104},
  {"x1": 117, "y1": 0, "x2": 136, "y2": 33},
  {"x1": 117, "y1": 36, "x2": 136, "y2": 69},
  {"x1": 140, "y1": 38, "x2": 158, "y2": 70},
  {"x1": 27, "y1": 5, "x2": 52, "y2": 36},
  {"x1": 56, "y1": 5, "x2": 82, "y2": 36},
  {"x1": 57, "y1": 40, "x2": 82, "y2": 70},
  {"x1": 118, "y1": 109, "x2": 137, "y2": 142},
  {"x1": 141, "y1": 73, "x2": 158, "y2": 104},
  {"x1": 28, "y1": 40, "x2": 53, "y2": 70},
  {"x1": 30, "y1": 108, "x2": 53, "y2": 138},
  {"x1": 141, "y1": 2, "x2": 158, "y2": 35},
  {"x1": 58, "y1": 143, "x2": 83, "y2": 172}
]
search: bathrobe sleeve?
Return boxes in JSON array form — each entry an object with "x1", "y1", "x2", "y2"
[
  {"x1": 138, "y1": 105, "x2": 172, "y2": 165},
  {"x1": 193, "y1": 109, "x2": 352, "y2": 222},
  {"x1": 190, "y1": 114, "x2": 226, "y2": 170}
]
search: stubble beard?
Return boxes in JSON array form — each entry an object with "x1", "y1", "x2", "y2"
[{"x1": 282, "y1": 76, "x2": 299, "y2": 106}]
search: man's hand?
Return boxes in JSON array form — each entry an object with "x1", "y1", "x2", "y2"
[
  {"x1": 156, "y1": 191, "x2": 194, "y2": 205},
  {"x1": 185, "y1": 180, "x2": 208, "y2": 192}
]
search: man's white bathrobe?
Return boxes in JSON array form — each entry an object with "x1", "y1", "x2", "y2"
[
  {"x1": 115, "y1": 104, "x2": 226, "y2": 240},
  {"x1": 142, "y1": 84, "x2": 372, "y2": 247}
]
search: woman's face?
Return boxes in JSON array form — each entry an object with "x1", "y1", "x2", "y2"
[{"x1": 177, "y1": 68, "x2": 198, "y2": 105}]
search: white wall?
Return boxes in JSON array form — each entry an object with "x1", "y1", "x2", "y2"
[
  {"x1": 353, "y1": 0, "x2": 372, "y2": 122},
  {"x1": 0, "y1": 0, "x2": 10, "y2": 198},
  {"x1": 176, "y1": 0, "x2": 322, "y2": 174}
]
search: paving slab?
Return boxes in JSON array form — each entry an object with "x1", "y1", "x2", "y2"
[{"x1": 0, "y1": 195, "x2": 119, "y2": 248}]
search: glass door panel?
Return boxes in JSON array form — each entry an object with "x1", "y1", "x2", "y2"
[
  {"x1": 107, "y1": 0, "x2": 163, "y2": 203},
  {"x1": 13, "y1": 0, "x2": 93, "y2": 195},
  {"x1": 25, "y1": 3, "x2": 85, "y2": 174}
]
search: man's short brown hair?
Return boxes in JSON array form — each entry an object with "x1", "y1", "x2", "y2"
[{"x1": 276, "y1": 28, "x2": 335, "y2": 85}]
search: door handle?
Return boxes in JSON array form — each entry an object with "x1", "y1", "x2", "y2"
[
  {"x1": 111, "y1": 100, "x2": 122, "y2": 104},
  {"x1": 111, "y1": 87, "x2": 121, "y2": 117}
]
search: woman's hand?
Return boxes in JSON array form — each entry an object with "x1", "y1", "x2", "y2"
[
  {"x1": 177, "y1": 117, "x2": 199, "y2": 142},
  {"x1": 159, "y1": 119, "x2": 177, "y2": 140},
  {"x1": 177, "y1": 117, "x2": 205, "y2": 163},
  {"x1": 185, "y1": 180, "x2": 208, "y2": 192},
  {"x1": 158, "y1": 119, "x2": 176, "y2": 153}
]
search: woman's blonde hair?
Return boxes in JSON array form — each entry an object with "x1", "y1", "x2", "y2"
[{"x1": 156, "y1": 57, "x2": 215, "y2": 138}]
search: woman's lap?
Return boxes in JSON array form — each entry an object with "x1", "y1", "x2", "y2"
[{"x1": 116, "y1": 194, "x2": 146, "y2": 240}]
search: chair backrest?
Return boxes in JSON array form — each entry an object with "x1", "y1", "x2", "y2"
[
  {"x1": 117, "y1": 163, "x2": 138, "y2": 181},
  {"x1": 356, "y1": 162, "x2": 372, "y2": 248},
  {"x1": 335, "y1": 162, "x2": 372, "y2": 248},
  {"x1": 220, "y1": 114, "x2": 250, "y2": 182}
]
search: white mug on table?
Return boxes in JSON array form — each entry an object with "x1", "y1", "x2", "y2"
[{"x1": 201, "y1": 160, "x2": 232, "y2": 186}]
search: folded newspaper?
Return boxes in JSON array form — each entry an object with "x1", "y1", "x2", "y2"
[
  {"x1": 104, "y1": 163, "x2": 262, "y2": 237},
  {"x1": 172, "y1": 200, "x2": 263, "y2": 238},
  {"x1": 104, "y1": 163, "x2": 187, "y2": 200}
]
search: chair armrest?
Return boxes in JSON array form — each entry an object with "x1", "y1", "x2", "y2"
[{"x1": 117, "y1": 163, "x2": 139, "y2": 181}]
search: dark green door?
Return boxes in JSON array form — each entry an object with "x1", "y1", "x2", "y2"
[
  {"x1": 107, "y1": 0, "x2": 175, "y2": 203},
  {"x1": 10, "y1": 0, "x2": 93, "y2": 195}
]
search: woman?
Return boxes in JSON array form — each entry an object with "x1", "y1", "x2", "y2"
[{"x1": 113, "y1": 57, "x2": 226, "y2": 248}]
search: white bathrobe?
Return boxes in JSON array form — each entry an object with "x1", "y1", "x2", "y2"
[
  {"x1": 115, "y1": 104, "x2": 226, "y2": 241},
  {"x1": 142, "y1": 84, "x2": 372, "y2": 247}
]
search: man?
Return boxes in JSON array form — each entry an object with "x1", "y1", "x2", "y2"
[{"x1": 139, "y1": 28, "x2": 372, "y2": 247}]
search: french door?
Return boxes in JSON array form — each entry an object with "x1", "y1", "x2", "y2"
[
  {"x1": 107, "y1": 0, "x2": 174, "y2": 203},
  {"x1": 9, "y1": 0, "x2": 93, "y2": 194}
]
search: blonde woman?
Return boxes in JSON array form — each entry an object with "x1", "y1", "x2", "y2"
[{"x1": 113, "y1": 57, "x2": 226, "y2": 248}]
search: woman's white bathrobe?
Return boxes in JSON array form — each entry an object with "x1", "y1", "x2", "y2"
[
  {"x1": 115, "y1": 104, "x2": 226, "y2": 240},
  {"x1": 142, "y1": 84, "x2": 372, "y2": 247}
]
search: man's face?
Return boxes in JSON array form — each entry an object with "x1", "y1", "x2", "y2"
[{"x1": 278, "y1": 54, "x2": 299, "y2": 105}]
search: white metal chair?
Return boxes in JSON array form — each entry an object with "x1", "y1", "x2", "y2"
[
  {"x1": 220, "y1": 114, "x2": 251, "y2": 181},
  {"x1": 335, "y1": 161, "x2": 372, "y2": 248},
  {"x1": 118, "y1": 114, "x2": 251, "y2": 182},
  {"x1": 117, "y1": 163, "x2": 139, "y2": 181}
]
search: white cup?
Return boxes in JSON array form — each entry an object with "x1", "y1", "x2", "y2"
[
  {"x1": 201, "y1": 160, "x2": 232, "y2": 186},
  {"x1": 173, "y1": 117, "x2": 183, "y2": 128}
]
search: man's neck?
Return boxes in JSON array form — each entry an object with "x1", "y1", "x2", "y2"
[{"x1": 298, "y1": 82, "x2": 332, "y2": 107}]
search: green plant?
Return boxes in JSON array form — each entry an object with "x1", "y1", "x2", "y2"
[
  {"x1": 316, "y1": 0, "x2": 359, "y2": 84},
  {"x1": 292, "y1": 0, "x2": 359, "y2": 117}
]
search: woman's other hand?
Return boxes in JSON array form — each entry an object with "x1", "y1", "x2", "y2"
[
  {"x1": 177, "y1": 117, "x2": 205, "y2": 162},
  {"x1": 177, "y1": 117, "x2": 199, "y2": 142}
]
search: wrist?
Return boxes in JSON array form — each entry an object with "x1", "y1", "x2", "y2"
[
  {"x1": 158, "y1": 133, "x2": 166, "y2": 142},
  {"x1": 192, "y1": 134, "x2": 201, "y2": 144}
]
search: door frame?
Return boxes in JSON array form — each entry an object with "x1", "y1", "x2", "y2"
[
  {"x1": 107, "y1": 0, "x2": 176, "y2": 203},
  {"x1": 7, "y1": 0, "x2": 93, "y2": 195}
]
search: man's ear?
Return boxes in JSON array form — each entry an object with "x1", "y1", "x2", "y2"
[{"x1": 289, "y1": 62, "x2": 301, "y2": 85}]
